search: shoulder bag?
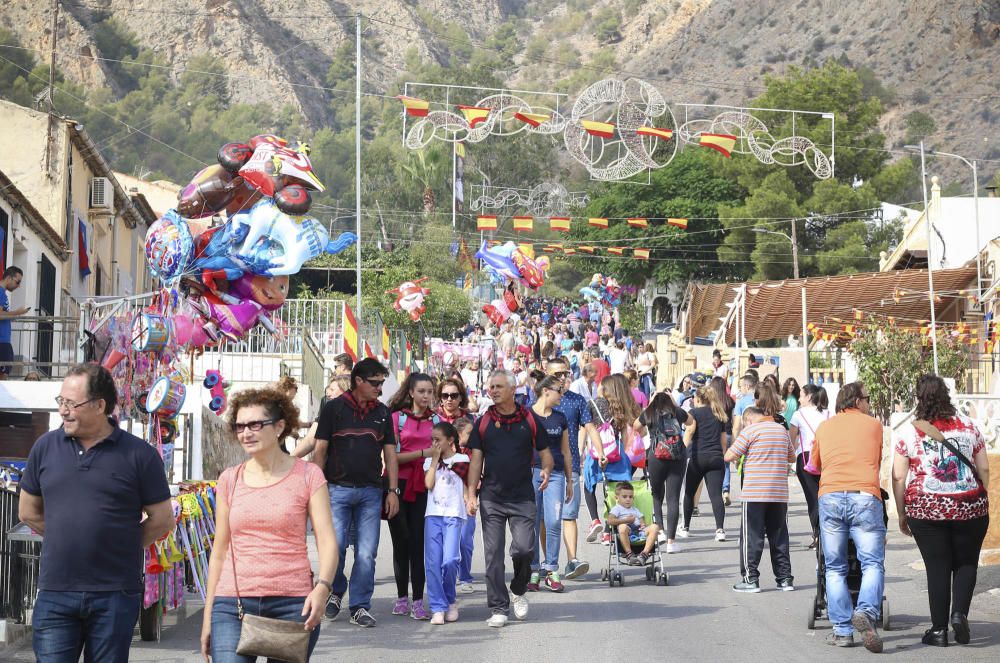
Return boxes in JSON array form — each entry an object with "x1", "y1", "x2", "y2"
[
  {"x1": 912, "y1": 419, "x2": 985, "y2": 489},
  {"x1": 228, "y1": 464, "x2": 312, "y2": 663},
  {"x1": 587, "y1": 399, "x2": 621, "y2": 463}
]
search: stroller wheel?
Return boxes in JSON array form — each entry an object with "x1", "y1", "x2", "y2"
[
  {"x1": 881, "y1": 598, "x2": 890, "y2": 631},
  {"x1": 658, "y1": 572, "x2": 669, "y2": 586},
  {"x1": 615, "y1": 572, "x2": 624, "y2": 587},
  {"x1": 807, "y1": 596, "x2": 817, "y2": 629},
  {"x1": 645, "y1": 566, "x2": 654, "y2": 581}
]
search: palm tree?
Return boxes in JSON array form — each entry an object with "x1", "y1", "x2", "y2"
[{"x1": 400, "y1": 148, "x2": 445, "y2": 215}]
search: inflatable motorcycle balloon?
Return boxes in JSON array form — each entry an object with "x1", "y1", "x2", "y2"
[
  {"x1": 388, "y1": 278, "x2": 430, "y2": 322},
  {"x1": 176, "y1": 164, "x2": 244, "y2": 219},
  {"x1": 511, "y1": 249, "x2": 549, "y2": 289}
]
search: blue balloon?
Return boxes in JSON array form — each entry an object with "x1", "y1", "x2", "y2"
[{"x1": 475, "y1": 241, "x2": 522, "y2": 282}]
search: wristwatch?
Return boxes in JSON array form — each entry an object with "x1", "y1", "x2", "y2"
[{"x1": 389, "y1": 487, "x2": 401, "y2": 495}]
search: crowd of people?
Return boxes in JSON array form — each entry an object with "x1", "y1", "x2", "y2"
[{"x1": 12, "y1": 293, "x2": 993, "y2": 661}]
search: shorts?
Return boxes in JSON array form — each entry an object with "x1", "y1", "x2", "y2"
[
  {"x1": 0, "y1": 343, "x2": 13, "y2": 375},
  {"x1": 562, "y1": 471, "x2": 582, "y2": 521}
]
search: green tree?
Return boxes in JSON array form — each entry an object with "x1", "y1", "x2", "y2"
[{"x1": 903, "y1": 110, "x2": 936, "y2": 145}]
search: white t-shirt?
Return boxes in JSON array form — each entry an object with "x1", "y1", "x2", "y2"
[
  {"x1": 423, "y1": 453, "x2": 469, "y2": 519},
  {"x1": 608, "y1": 348, "x2": 629, "y2": 374},
  {"x1": 789, "y1": 406, "x2": 830, "y2": 455},
  {"x1": 460, "y1": 369, "x2": 479, "y2": 393}
]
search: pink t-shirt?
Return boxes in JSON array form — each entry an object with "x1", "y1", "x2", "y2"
[{"x1": 215, "y1": 460, "x2": 327, "y2": 597}]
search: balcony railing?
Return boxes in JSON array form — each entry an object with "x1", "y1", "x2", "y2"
[{"x1": 3, "y1": 317, "x2": 81, "y2": 379}]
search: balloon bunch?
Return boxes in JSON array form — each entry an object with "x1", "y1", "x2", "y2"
[
  {"x1": 387, "y1": 278, "x2": 431, "y2": 322},
  {"x1": 475, "y1": 242, "x2": 551, "y2": 290},
  {"x1": 144, "y1": 134, "x2": 358, "y2": 349},
  {"x1": 581, "y1": 273, "x2": 622, "y2": 309},
  {"x1": 482, "y1": 283, "x2": 522, "y2": 326}
]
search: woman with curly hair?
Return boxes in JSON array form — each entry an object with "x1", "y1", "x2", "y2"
[
  {"x1": 892, "y1": 374, "x2": 990, "y2": 647},
  {"x1": 781, "y1": 377, "x2": 801, "y2": 423},
  {"x1": 202, "y1": 387, "x2": 338, "y2": 662}
]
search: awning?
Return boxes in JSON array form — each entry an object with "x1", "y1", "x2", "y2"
[{"x1": 685, "y1": 266, "x2": 978, "y2": 344}]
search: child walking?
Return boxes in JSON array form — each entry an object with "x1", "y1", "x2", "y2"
[
  {"x1": 454, "y1": 418, "x2": 477, "y2": 593},
  {"x1": 424, "y1": 422, "x2": 471, "y2": 625}
]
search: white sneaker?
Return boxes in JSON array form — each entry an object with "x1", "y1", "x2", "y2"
[
  {"x1": 657, "y1": 531, "x2": 667, "y2": 544},
  {"x1": 715, "y1": 529, "x2": 726, "y2": 542},
  {"x1": 458, "y1": 582, "x2": 475, "y2": 594},
  {"x1": 486, "y1": 613, "x2": 508, "y2": 628},
  {"x1": 511, "y1": 593, "x2": 529, "y2": 620},
  {"x1": 677, "y1": 527, "x2": 690, "y2": 539},
  {"x1": 666, "y1": 541, "x2": 679, "y2": 554}
]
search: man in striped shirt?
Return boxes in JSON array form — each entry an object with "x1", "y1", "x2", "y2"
[{"x1": 725, "y1": 407, "x2": 796, "y2": 593}]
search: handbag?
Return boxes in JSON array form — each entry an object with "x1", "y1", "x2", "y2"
[
  {"x1": 587, "y1": 399, "x2": 621, "y2": 463},
  {"x1": 652, "y1": 414, "x2": 685, "y2": 461},
  {"x1": 228, "y1": 464, "x2": 312, "y2": 663},
  {"x1": 912, "y1": 420, "x2": 986, "y2": 489}
]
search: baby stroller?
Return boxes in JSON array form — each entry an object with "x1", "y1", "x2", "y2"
[
  {"x1": 599, "y1": 478, "x2": 669, "y2": 587},
  {"x1": 807, "y1": 489, "x2": 891, "y2": 631}
]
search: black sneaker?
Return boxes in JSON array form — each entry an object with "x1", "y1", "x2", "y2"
[
  {"x1": 350, "y1": 607, "x2": 377, "y2": 627},
  {"x1": 325, "y1": 594, "x2": 343, "y2": 620},
  {"x1": 826, "y1": 632, "x2": 854, "y2": 647},
  {"x1": 732, "y1": 580, "x2": 761, "y2": 593},
  {"x1": 776, "y1": 577, "x2": 794, "y2": 591},
  {"x1": 851, "y1": 611, "x2": 883, "y2": 653}
]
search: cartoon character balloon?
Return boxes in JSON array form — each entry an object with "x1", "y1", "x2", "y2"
[
  {"x1": 482, "y1": 283, "x2": 521, "y2": 326},
  {"x1": 511, "y1": 249, "x2": 550, "y2": 289},
  {"x1": 388, "y1": 278, "x2": 430, "y2": 321}
]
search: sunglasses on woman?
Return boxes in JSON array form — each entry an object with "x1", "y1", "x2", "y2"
[{"x1": 440, "y1": 392, "x2": 461, "y2": 400}]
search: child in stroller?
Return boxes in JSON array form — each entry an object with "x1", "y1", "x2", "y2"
[{"x1": 601, "y1": 480, "x2": 669, "y2": 586}]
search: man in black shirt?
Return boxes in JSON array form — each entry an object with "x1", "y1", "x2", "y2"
[
  {"x1": 313, "y1": 358, "x2": 399, "y2": 628},
  {"x1": 467, "y1": 369, "x2": 553, "y2": 628}
]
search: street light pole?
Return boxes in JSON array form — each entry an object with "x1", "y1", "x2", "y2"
[
  {"x1": 917, "y1": 141, "x2": 940, "y2": 374},
  {"x1": 790, "y1": 217, "x2": 799, "y2": 280}
]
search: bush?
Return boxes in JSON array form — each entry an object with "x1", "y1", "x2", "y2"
[{"x1": 593, "y1": 8, "x2": 623, "y2": 43}]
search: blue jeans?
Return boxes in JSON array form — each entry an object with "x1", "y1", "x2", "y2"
[
  {"x1": 424, "y1": 516, "x2": 463, "y2": 613},
  {"x1": 329, "y1": 484, "x2": 382, "y2": 612},
  {"x1": 723, "y1": 461, "x2": 731, "y2": 492},
  {"x1": 459, "y1": 514, "x2": 476, "y2": 584},
  {"x1": 33, "y1": 589, "x2": 141, "y2": 663},
  {"x1": 639, "y1": 373, "x2": 654, "y2": 398},
  {"x1": 819, "y1": 492, "x2": 886, "y2": 636},
  {"x1": 562, "y1": 471, "x2": 582, "y2": 521},
  {"x1": 211, "y1": 596, "x2": 320, "y2": 662},
  {"x1": 531, "y1": 468, "x2": 566, "y2": 572}
]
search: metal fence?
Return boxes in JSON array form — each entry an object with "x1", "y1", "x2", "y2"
[
  {"x1": 1, "y1": 471, "x2": 41, "y2": 624},
  {"x1": 4, "y1": 317, "x2": 81, "y2": 379},
  {"x1": 960, "y1": 353, "x2": 996, "y2": 394}
]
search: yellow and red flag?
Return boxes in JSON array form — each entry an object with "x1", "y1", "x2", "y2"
[
  {"x1": 542, "y1": 245, "x2": 560, "y2": 253},
  {"x1": 563, "y1": 247, "x2": 577, "y2": 255},
  {"x1": 476, "y1": 215, "x2": 498, "y2": 231},
  {"x1": 581, "y1": 120, "x2": 615, "y2": 139},
  {"x1": 637, "y1": 126, "x2": 673, "y2": 140},
  {"x1": 634, "y1": 248, "x2": 650, "y2": 260},
  {"x1": 667, "y1": 218, "x2": 689, "y2": 229},
  {"x1": 342, "y1": 302, "x2": 359, "y2": 362},
  {"x1": 363, "y1": 340, "x2": 375, "y2": 360},
  {"x1": 513, "y1": 216, "x2": 533, "y2": 232},
  {"x1": 607, "y1": 247, "x2": 625, "y2": 256},
  {"x1": 381, "y1": 325, "x2": 390, "y2": 361},
  {"x1": 396, "y1": 95, "x2": 430, "y2": 117},
  {"x1": 588, "y1": 217, "x2": 609, "y2": 228},
  {"x1": 627, "y1": 218, "x2": 648, "y2": 228},
  {"x1": 699, "y1": 133, "x2": 737, "y2": 157},
  {"x1": 458, "y1": 105, "x2": 491, "y2": 128},
  {"x1": 549, "y1": 217, "x2": 571, "y2": 232},
  {"x1": 578, "y1": 246, "x2": 596, "y2": 254},
  {"x1": 514, "y1": 111, "x2": 551, "y2": 127}
]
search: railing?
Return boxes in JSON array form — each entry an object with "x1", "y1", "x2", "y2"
[
  {"x1": 4, "y1": 317, "x2": 81, "y2": 379},
  {"x1": 301, "y1": 335, "x2": 326, "y2": 415},
  {"x1": 1, "y1": 469, "x2": 41, "y2": 624},
  {"x1": 808, "y1": 349, "x2": 847, "y2": 385}
]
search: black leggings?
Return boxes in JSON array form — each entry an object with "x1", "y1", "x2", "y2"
[
  {"x1": 908, "y1": 516, "x2": 989, "y2": 629},
  {"x1": 647, "y1": 456, "x2": 686, "y2": 539},
  {"x1": 584, "y1": 483, "x2": 600, "y2": 522},
  {"x1": 795, "y1": 453, "x2": 820, "y2": 536},
  {"x1": 387, "y1": 480, "x2": 427, "y2": 600},
  {"x1": 683, "y1": 456, "x2": 725, "y2": 530}
]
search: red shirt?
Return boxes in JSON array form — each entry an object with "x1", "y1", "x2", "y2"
[{"x1": 591, "y1": 358, "x2": 610, "y2": 384}]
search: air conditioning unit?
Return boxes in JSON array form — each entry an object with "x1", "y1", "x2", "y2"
[{"x1": 90, "y1": 177, "x2": 113, "y2": 210}]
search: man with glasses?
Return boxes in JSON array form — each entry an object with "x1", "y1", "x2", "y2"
[
  {"x1": 810, "y1": 382, "x2": 886, "y2": 652},
  {"x1": 312, "y1": 357, "x2": 399, "y2": 628},
  {"x1": 0, "y1": 266, "x2": 30, "y2": 379},
  {"x1": 466, "y1": 369, "x2": 553, "y2": 628},
  {"x1": 18, "y1": 364, "x2": 174, "y2": 661}
]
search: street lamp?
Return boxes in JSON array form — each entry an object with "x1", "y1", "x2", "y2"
[
  {"x1": 752, "y1": 224, "x2": 799, "y2": 279},
  {"x1": 902, "y1": 142, "x2": 939, "y2": 374}
]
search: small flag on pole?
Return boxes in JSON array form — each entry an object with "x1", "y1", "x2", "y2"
[
  {"x1": 698, "y1": 133, "x2": 737, "y2": 157},
  {"x1": 588, "y1": 217, "x2": 609, "y2": 228},
  {"x1": 581, "y1": 120, "x2": 615, "y2": 138},
  {"x1": 513, "y1": 216, "x2": 534, "y2": 232},
  {"x1": 381, "y1": 326, "x2": 390, "y2": 361},
  {"x1": 514, "y1": 111, "x2": 551, "y2": 127},
  {"x1": 457, "y1": 105, "x2": 491, "y2": 128},
  {"x1": 396, "y1": 95, "x2": 430, "y2": 117},
  {"x1": 637, "y1": 126, "x2": 673, "y2": 140},
  {"x1": 363, "y1": 341, "x2": 375, "y2": 359},
  {"x1": 342, "y1": 302, "x2": 360, "y2": 362},
  {"x1": 667, "y1": 218, "x2": 689, "y2": 229},
  {"x1": 627, "y1": 218, "x2": 648, "y2": 228},
  {"x1": 549, "y1": 217, "x2": 571, "y2": 232},
  {"x1": 476, "y1": 215, "x2": 498, "y2": 231},
  {"x1": 634, "y1": 248, "x2": 650, "y2": 260}
]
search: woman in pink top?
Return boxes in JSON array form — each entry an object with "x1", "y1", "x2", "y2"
[
  {"x1": 386, "y1": 373, "x2": 437, "y2": 620},
  {"x1": 201, "y1": 387, "x2": 339, "y2": 662}
]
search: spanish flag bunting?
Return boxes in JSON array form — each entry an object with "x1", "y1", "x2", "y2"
[
  {"x1": 806, "y1": 322, "x2": 817, "y2": 332},
  {"x1": 396, "y1": 95, "x2": 430, "y2": 117},
  {"x1": 581, "y1": 119, "x2": 615, "y2": 139},
  {"x1": 634, "y1": 248, "x2": 650, "y2": 260},
  {"x1": 842, "y1": 324, "x2": 855, "y2": 334},
  {"x1": 607, "y1": 246, "x2": 625, "y2": 256},
  {"x1": 699, "y1": 132, "x2": 737, "y2": 157},
  {"x1": 542, "y1": 245, "x2": 560, "y2": 253},
  {"x1": 667, "y1": 218, "x2": 689, "y2": 229},
  {"x1": 854, "y1": 309, "x2": 864, "y2": 321},
  {"x1": 627, "y1": 218, "x2": 648, "y2": 228},
  {"x1": 514, "y1": 111, "x2": 551, "y2": 127},
  {"x1": 579, "y1": 246, "x2": 596, "y2": 254},
  {"x1": 563, "y1": 247, "x2": 577, "y2": 255},
  {"x1": 986, "y1": 340, "x2": 995, "y2": 353},
  {"x1": 589, "y1": 217, "x2": 609, "y2": 228},
  {"x1": 637, "y1": 126, "x2": 674, "y2": 140},
  {"x1": 549, "y1": 217, "x2": 571, "y2": 232},
  {"x1": 476, "y1": 215, "x2": 498, "y2": 231},
  {"x1": 513, "y1": 216, "x2": 533, "y2": 232},
  {"x1": 381, "y1": 325, "x2": 390, "y2": 361},
  {"x1": 342, "y1": 302, "x2": 360, "y2": 362},
  {"x1": 457, "y1": 105, "x2": 491, "y2": 128}
]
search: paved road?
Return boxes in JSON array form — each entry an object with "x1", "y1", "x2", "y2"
[{"x1": 12, "y1": 482, "x2": 1000, "y2": 661}]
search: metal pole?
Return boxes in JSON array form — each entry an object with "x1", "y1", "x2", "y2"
[
  {"x1": 801, "y1": 286, "x2": 809, "y2": 384},
  {"x1": 790, "y1": 218, "x2": 799, "y2": 280},
  {"x1": 919, "y1": 141, "x2": 939, "y2": 374},
  {"x1": 452, "y1": 142, "x2": 457, "y2": 229},
  {"x1": 354, "y1": 13, "x2": 363, "y2": 321},
  {"x1": 973, "y1": 159, "x2": 981, "y2": 303}
]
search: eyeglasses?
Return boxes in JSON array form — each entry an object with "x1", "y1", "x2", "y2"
[
  {"x1": 363, "y1": 378, "x2": 386, "y2": 388},
  {"x1": 859, "y1": 395, "x2": 871, "y2": 402},
  {"x1": 551, "y1": 371, "x2": 570, "y2": 378},
  {"x1": 55, "y1": 396, "x2": 97, "y2": 410},
  {"x1": 232, "y1": 419, "x2": 277, "y2": 434},
  {"x1": 440, "y1": 392, "x2": 461, "y2": 400}
]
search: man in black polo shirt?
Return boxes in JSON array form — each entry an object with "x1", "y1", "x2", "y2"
[
  {"x1": 313, "y1": 357, "x2": 399, "y2": 628},
  {"x1": 466, "y1": 369, "x2": 553, "y2": 628},
  {"x1": 18, "y1": 363, "x2": 174, "y2": 662}
]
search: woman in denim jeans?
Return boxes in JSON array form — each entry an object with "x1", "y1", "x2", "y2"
[{"x1": 201, "y1": 387, "x2": 339, "y2": 662}]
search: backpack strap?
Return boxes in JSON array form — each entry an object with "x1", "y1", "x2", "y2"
[{"x1": 478, "y1": 411, "x2": 492, "y2": 440}]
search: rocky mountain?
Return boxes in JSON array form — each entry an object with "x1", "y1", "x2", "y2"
[{"x1": 4, "y1": 0, "x2": 999, "y2": 168}]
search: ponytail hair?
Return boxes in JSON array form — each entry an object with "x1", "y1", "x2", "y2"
[
  {"x1": 696, "y1": 385, "x2": 728, "y2": 423},
  {"x1": 802, "y1": 384, "x2": 829, "y2": 413}
]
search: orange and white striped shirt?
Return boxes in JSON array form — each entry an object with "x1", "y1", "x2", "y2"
[{"x1": 729, "y1": 421, "x2": 795, "y2": 502}]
